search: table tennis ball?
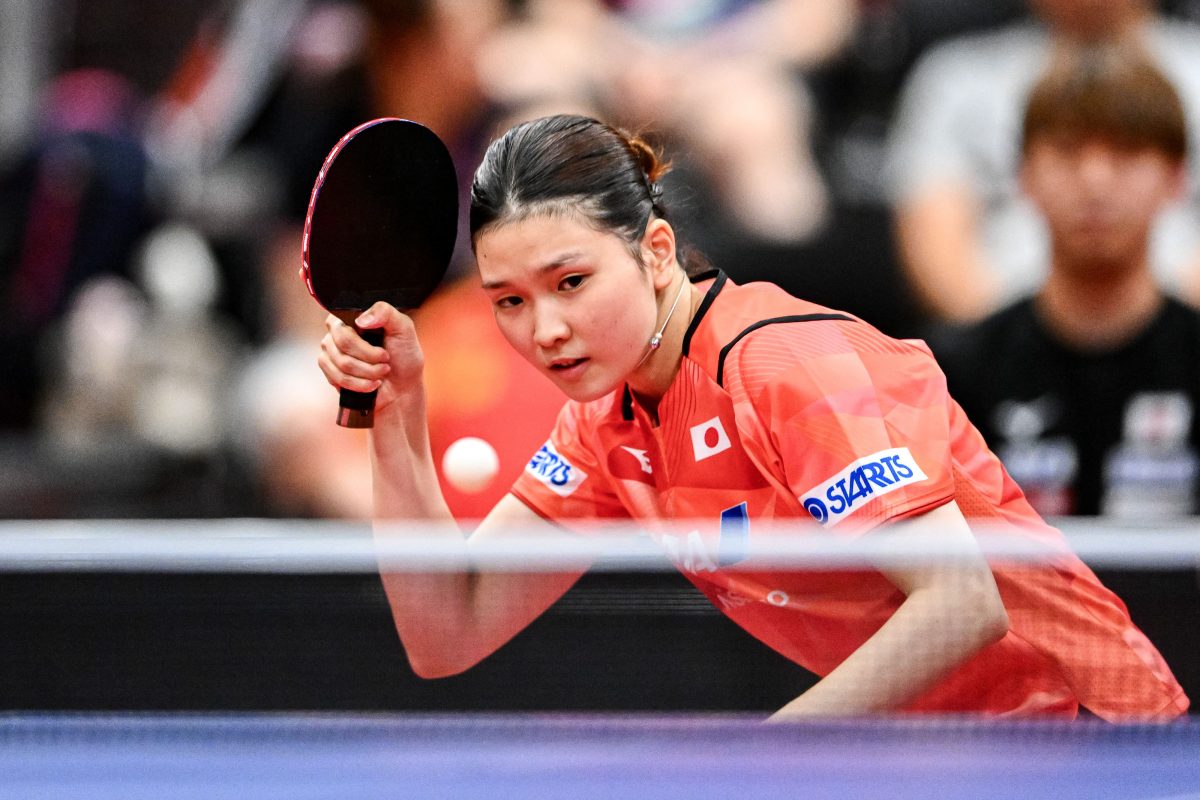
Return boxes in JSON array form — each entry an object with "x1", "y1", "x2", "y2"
[{"x1": 442, "y1": 437, "x2": 500, "y2": 493}]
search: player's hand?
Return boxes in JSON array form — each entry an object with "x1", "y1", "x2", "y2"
[{"x1": 317, "y1": 301, "x2": 423, "y2": 415}]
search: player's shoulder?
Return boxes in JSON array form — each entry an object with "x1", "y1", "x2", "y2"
[
  {"x1": 688, "y1": 274, "x2": 931, "y2": 396},
  {"x1": 685, "y1": 274, "x2": 849, "y2": 366},
  {"x1": 690, "y1": 274, "x2": 844, "y2": 341}
]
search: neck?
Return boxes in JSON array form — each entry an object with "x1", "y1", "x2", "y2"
[
  {"x1": 627, "y1": 272, "x2": 702, "y2": 410},
  {"x1": 1036, "y1": 257, "x2": 1162, "y2": 350}
]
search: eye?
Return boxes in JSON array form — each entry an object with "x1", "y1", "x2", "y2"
[
  {"x1": 559, "y1": 274, "x2": 586, "y2": 291},
  {"x1": 494, "y1": 295, "x2": 523, "y2": 309}
]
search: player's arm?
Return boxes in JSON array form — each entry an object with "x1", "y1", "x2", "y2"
[
  {"x1": 768, "y1": 500, "x2": 1009, "y2": 719},
  {"x1": 319, "y1": 302, "x2": 590, "y2": 677},
  {"x1": 377, "y1": 494, "x2": 590, "y2": 679}
]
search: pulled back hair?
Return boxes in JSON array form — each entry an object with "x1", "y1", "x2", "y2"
[
  {"x1": 1022, "y1": 44, "x2": 1187, "y2": 162},
  {"x1": 470, "y1": 114, "x2": 710, "y2": 276}
]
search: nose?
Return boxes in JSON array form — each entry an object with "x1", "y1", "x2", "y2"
[
  {"x1": 1076, "y1": 142, "x2": 1118, "y2": 187},
  {"x1": 532, "y1": 300, "x2": 570, "y2": 349}
]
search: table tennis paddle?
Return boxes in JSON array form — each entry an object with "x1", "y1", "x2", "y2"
[{"x1": 302, "y1": 118, "x2": 458, "y2": 428}]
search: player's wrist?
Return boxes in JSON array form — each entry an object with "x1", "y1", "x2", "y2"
[{"x1": 372, "y1": 382, "x2": 428, "y2": 429}]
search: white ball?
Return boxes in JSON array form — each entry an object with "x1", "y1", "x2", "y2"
[{"x1": 441, "y1": 437, "x2": 500, "y2": 493}]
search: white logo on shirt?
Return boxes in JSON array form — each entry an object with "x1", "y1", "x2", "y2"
[
  {"x1": 526, "y1": 440, "x2": 588, "y2": 497},
  {"x1": 690, "y1": 416, "x2": 732, "y2": 462},
  {"x1": 620, "y1": 446, "x2": 653, "y2": 474},
  {"x1": 799, "y1": 447, "x2": 928, "y2": 527}
]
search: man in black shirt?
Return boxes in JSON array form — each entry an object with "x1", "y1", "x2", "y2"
[{"x1": 931, "y1": 44, "x2": 1200, "y2": 519}]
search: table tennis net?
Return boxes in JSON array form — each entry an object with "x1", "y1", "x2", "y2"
[{"x1": 0, "y1": 517, "x2": 1195, "y2": 716}]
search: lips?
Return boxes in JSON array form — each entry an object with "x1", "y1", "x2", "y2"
[{"x1": 547, "y1": 356, "x2": 590, "y2": 378}]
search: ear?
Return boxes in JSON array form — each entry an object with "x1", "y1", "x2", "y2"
[
  {"x1": 641, "y1": 218, "x2": 678, "y2": 291},
  {"x1": 1166, "y1": 160, "x2": 1188, "y2": 203}
]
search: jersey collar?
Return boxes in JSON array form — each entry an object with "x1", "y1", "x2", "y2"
[
  {"x1": 622, "y1": 270, "x2": 728, "y2": 421},
  {"x1": 681, "y1": 270, "x2": 727, "y2": 357}
]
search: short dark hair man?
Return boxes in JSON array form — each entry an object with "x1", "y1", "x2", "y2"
[{"x1": 932, "y1": 45, "x2": 1200, "y2": 518}]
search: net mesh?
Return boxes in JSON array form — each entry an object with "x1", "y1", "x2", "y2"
[{"x1": 0, "y1": 518, "x2": 1195, "y2": 717}]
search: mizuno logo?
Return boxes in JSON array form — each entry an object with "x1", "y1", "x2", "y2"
[{"x1": 620, "y1": 446, "x2": 653, "y2": 474}]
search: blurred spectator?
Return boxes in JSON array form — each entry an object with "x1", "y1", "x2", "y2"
[
  {"x1": 475, "y1": 0, "x2": 935, "y2": 336},
  {"x1": 232, "y1": 228, "x2": 373, "y2": 519},
  {"x1": 479, "y1": 0, "x2": 854, "y2": 244},
  {"x1": 887, "y1": 0, "x2": 1200, "y2": 323},
  {"x1": 231, "y1": 0, "x2": 553, "y2": 518},
  {"x1": 46, "y1": 222, "x2": 243, "y2": 458},
  {"x1": 931, "y1": 45, "x2": 1200, "y2": 519},
  {"x1": 0, "y1": 69, "x2": 154, "y2": 431},
  {"x1": 242, "y1": 0, "x2": 508, "y2": 259},
  {"x1": 0, "y1": 0, "x2": 52, "y2": 170}
]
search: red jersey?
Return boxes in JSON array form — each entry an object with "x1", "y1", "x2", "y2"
[{"x1": 511, "y1": 273, "x2": 1188, "y2": 719}]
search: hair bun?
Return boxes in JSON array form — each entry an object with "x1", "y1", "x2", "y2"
[{"x1": 625, "y1": 134, "x2": 672, "y2": 184}]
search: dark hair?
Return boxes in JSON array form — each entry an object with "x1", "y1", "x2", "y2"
[
  {"x1": 1022, "y1": 44, "x2": 1187, "y2": 162},
  {"x1": 470, "y1": 114, "x2": 709, "y2": 276}
]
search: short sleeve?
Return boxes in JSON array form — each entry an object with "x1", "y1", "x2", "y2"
[
  {"x1": 510, "y1": 400, "x2": 630, "y2": 525},
  {"x1": 736, "y1": 326, "x2": 956, "y2": 534}
]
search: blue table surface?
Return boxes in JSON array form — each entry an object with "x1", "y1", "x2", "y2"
[{"x1": 2, "y1": 713, "x2": 1198, "y2": 800}]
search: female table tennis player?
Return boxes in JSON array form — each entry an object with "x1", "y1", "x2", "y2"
[{"x1": 318, "y1": 114, "x2": 1188, "y2": 720}]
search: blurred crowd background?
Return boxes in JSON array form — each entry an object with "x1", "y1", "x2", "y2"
[{"x1": 2, "y1": 0, "x2": 1200, "y2": 523}]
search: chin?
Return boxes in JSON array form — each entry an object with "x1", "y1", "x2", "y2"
[
  {"x1": 560, "y1": 383, "x2": 618, "y2": 404},
  {"x1": 552, "y1": 373, "x2": 622, "y2": 404}
]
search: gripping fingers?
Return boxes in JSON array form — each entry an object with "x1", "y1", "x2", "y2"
[
  {"x1": 318, "y1": 342, "x2": 386, "y2": 393},
  {"x1": 325, "y1": 314, "x2": 392, "y2": 364},
  {"x1": 320, "y1": 328, "x2": 390, "y2": 392}
]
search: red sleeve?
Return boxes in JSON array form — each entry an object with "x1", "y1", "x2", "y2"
[
  {"x1": 732, "y1": 325, "x2": 955, "y2": 535},
  {"x1": 509, "y1": 400, "x2": 630, "y2": 527}
]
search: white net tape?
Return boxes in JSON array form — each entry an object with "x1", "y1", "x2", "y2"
[{"x1": 0, "y1": 518, "x2": 1196, "y2": 572}]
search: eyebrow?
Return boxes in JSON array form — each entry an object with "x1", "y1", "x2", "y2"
[{"x1": 480, "y1": 251, "x2": 585, "y2": 290}]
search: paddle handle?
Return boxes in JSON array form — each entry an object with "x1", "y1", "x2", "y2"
[{"x1": 335, "y1": 315, "x2": 385, "y2": 429}]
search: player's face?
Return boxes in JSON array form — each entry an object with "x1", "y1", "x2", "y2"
[
  {"x1": 1022, "y1": 136, "x2": 1184, "y2": 276},
  {"x1": 476, "y1": 214, "x2": 663, "y2": 402}
]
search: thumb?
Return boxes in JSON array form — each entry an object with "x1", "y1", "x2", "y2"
[{"x1": 355, "y1": 301, "x2": 401, "y2": 331}]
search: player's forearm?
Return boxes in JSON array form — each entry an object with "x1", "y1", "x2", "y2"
[
  {"x1": 369, "y1": 386, "x2": 454, "y2": 522},
  {"x1": 368, "y1": 406, "x2": 576, "y2": 677},
  {"x1": 364, "y1": 385, "x2": 481, "y2": 673},
  {"x1": 383, "y1": 566, "x2": 584, "y2": 679},
  {"x1": 378, "y1": 568, "x2": 496, "y2": 677},
  {"x1": 768, "y1": 578, "x2": 1009, "y2": 719}
]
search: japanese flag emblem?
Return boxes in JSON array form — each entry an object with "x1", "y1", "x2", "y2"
[{"x1": 690, "y1": 416, "x2": 731, "y2": 461}]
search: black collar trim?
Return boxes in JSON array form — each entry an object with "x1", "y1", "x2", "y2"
[
  {"x1": 681, "y1": 270, "x2": 728, "y2": 357},
  {"x1": 716, "y1": 314, "x2": 852, "y2": 386}
]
